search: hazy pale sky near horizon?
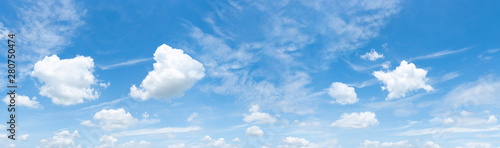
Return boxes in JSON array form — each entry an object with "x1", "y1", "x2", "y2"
[{"x1": 1, "y1": 0, "x2": 500, "y2": 147}]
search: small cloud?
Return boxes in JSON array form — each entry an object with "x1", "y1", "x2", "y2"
[{"x1": 361, "y1": 49, "x2": 384, "y2": 61}]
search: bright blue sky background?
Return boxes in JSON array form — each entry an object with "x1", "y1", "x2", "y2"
[{"x1": 1, "y1": 0, "x2": 500, "y2": 147}]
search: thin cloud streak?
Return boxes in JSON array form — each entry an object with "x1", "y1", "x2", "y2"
[
  {"x1": 99, "y1": 58, "x2": 152, "y2": 70},
  {"x1": 411, "y1": 47, "x2": 470, "y2": 60},
  {"x1": 111, "y1": 126, "x2": 201, "y2": 137}
]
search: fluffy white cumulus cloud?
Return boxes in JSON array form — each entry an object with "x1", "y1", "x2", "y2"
[
  {"x1": 201, "y1": 135, "x2": 236, "y2": 148},
  {"x1": 327, "y1": 82, "x2": 359, "y2": 105},
  {"x1": 373, "y1": 60, "x2": 433, "y2": 100},
  {"x1": 93, "y1": 108, "x2": 138, "y2": 130},
  {"x1": 31, "y1": 55, "x2": 98, "y2": 105},
  {"x1": 358, "y1": 140, "x2": 412, "y2": 148},
  {"x1": 3, "y1": 95, "x2": 42, "y2": 108},
  {"x1": 331, "y1": 112, "x2": 379, "y2": 129},
  {"x1": 361, "y1": 49, "x2": 384, "y2": 61},
  {"x1": 280, "y1": 137, "x2": 310, "y2": 147},
  {"x1": 130, "y1": 44, "x2": 205, "y2": 100},
  {"x1": 424, "y1": 141, "x2": 441, "y2": 148},
  {"x1": 243, "y1": 105, "x2": 277, "y2": 124},
  {"x1": 246, "y1": 125, "x2": 264, "y2": 136},
  {"x1": 39, "y1": 130, "x2": 80, "y2": 148}
]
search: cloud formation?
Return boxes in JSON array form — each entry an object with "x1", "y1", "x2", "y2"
[
  {"x1": 361, "y1": 49, "x2": 384, "y2": 61},
  {"x1": 243, "y1": 105, "x2": 277, "y2": 124},
  {"x1": 331, "y1": 112, "x2": 379, "y2": 129},
  {"x1": 93, "y1": 108, "x2": 138, "y2": 130},
  {"x1": 130, "y1": 44, "x2": 205, "y2": 100},
  {"x1": 373, "y1": 60, "x2": 433, "y2": 100},
  {"x1": 31, "y1": 55, "x2": 98, "y2": 105},
  {"x1": 327, "y1": 82, "x2": 359, "y2": 105}
]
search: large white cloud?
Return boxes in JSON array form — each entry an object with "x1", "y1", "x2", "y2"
[
  {"x1": 92, "y1": 108, "x2": 138, "y2": 130},
  {"x1": 330, "y1": 112, "x2": 378, "y2": 129},
  {"x1": 39, "y1": 130, "x2": 80, "y2": 148},
  {"x1": 361, "y1": 49, "x2": 384, "y2": 61},
  {"x1": 31, "y1": 55, "x2": 98, "y2": 105},
  {"x1": 3, "y1": 95, "x2": 42, "y2": 108},
  {"x1": 246, "y1": 125, "x2": 264, "y2": 136},
  {"x1": 130, "y1": 44, "x2": 205, "y2": 100},
  {"x1": 358, "y1": 140, "x2": 412, "y2": 148},
  {"x1": 243, "y1": 105, "x2": 277, "y2": 124},
  {"x1": 373, "y1": 60, "x2": 433, "y2": 100},
  {"x1": 327, "y1": 82, "x2": 359, "y2": 105}
]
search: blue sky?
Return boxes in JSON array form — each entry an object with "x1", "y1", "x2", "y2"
[{"x1": 1, "y1": 0, "x2": 500, "y2": 147}]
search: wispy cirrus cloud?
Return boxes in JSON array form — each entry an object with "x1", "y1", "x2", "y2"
[
  {"x1": 98, "y1": 58, "x2": 152, "y2": 70},
  {"x1": 411, "y1": 47, "x2": 470, "y2": 60}
]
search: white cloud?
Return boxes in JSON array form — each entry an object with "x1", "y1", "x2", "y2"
[
  {"x1": 280, "y1": 137, "x2": 310, "y2": 147},
  {"x1": 99, "y1": 58, "x2": 152, "y2": 70},
  {"x1": 119, "y1": 140, "x2": 151, "y2": 148},
  {"x1": 39, "y1": 130, "x2": 80, "y2": 148},
  {"x1": 424, "y1": 141, "x2": 441, "y2": 148},
  {"x1": 97, "y1": 134, "x2": 151, "y2": 148},
  {"x1": 80, "y1": 120, "x2": 97, "y2": 127},
  {"x1": 327, "y1": 82, "x2": 359, "y2": 105},
  {"x1": 457, "y1": 143, "x2": 492, "y2": 148},
  {"x1": 246, "y1": 125, "x2": 264, "y2": 136},
  {"x1": 443, "y1": 75, "x2": 500, "y2": 108},
  {"x1": 187, "y1": 112, "x2": 198, "y2": 122},
  {"x1": 361, "y1": 49, "x2": 384, "y2": 61},
  {"x1": 18, "y1": 134, "x2": 29, "y2": 141},
  {"x1": 140, "y1": 112, "x2": 160, "y2": 124},
  {"x1": 168, "y1": 144, "x2": 186, "y2": 148},
  {"x1": 486, "y1": 115, "x2": 497, "y2": 124},
  {"x1": 399, "y1": 126, "x2": 500, "y2": 136},
  {"x1": 31, "y1": 55, "x2": 98, "y2": 105},
  {"x1": 330, "y1": 112, "x2": 378, "y2": 129},
  {"x1": 478, "y1": 49, "x2": 499, "y2": 60},
  {"x1": 3, "y1": 95, "x2": 42, "y2": 108},
  {"x1": 373, "y1": 60, "x2": 433, "y2": 100},
  {"x1": 358, "y1": 140, "x2": 412, "y2": 148},
  {"x1": 17, "y1": 0, "x2": 85, "y2": 57},
  {"x1": 99, "y1": 82, "x2": 110, "y2": 88},
  {"x1": 130, "y1": 44, "x2": 205, "y2": 100},
  {"x1": 412, "y1": 47, "x2": 469, "y2": 60},
  {"x1": 243, "y1": 105, "x2": 277, "y2": 124},
  {"x1": 201, "y1": 135, "x2": 236, "y2": 148},
  {"x1": 232, "y1": 138, "x2": 241, "y2": 143},
  {"x1": 111, "y1": 126, "x2": 200, "y2": 137},
  {"x1": 93, "y1": 108, "x2": 138, "y2": 130}
]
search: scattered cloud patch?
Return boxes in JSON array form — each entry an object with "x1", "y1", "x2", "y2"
[
  {"x1": 243, "y1": 105, "x2": 277, "y2": 124},
  {"x1": 246, "y1": 125, "x2": 264, "y2": 136},
  {"x1": 187, "y1": 112, "x2": 198, "y2": 123},
  {"x1": 39, "y1": 130, "x2": 80, "y2": 148},
  {"x1": 3, "y1": 95, "x2": 42, "y2": 108},
  {"x1": 331, "y1": 112, "x2": 379, "y2": 129},
  {"x1": 361, "y1": 49, "x2": 384, "y2": 61},
  {"x1": 31, "y1": 55, "x2": 98, "y2": 105},
  {"x1": 373, "y1": 60, "x2": 433, "y2": 100},
  {"x1": 358, "y1": 140, "x2": 412, "y2": 148},
  {"x1": 424, "y1": 141, "x2": 441, "y2": 148},
  {"x1": 130, "y1": 44, "x2": 205, "y2": 100},
  {"x1": 93, "y1": 108, "x2": 138, "y2": 130},
  {"x1": 327, "y1": 82, "x2": 359, "y2": 105}
]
